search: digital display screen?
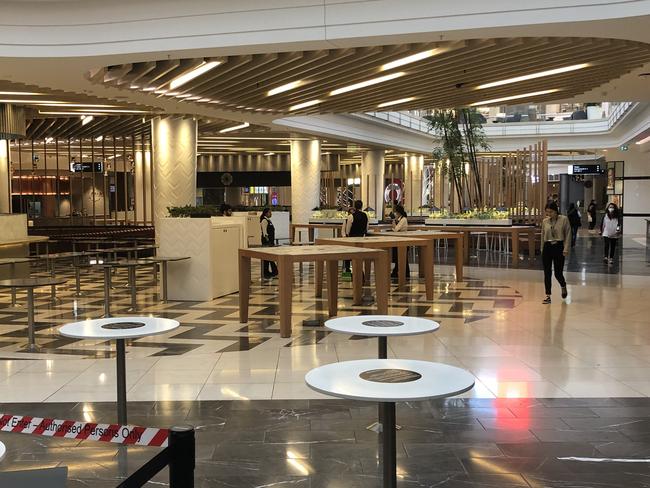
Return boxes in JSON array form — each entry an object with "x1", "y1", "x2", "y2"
[
  {"x1": 572, "y1": 164, "x2": 603, "y2": 175},
  {"x1": 70, "y1": 162, "x2": 103, "y2": 173}
]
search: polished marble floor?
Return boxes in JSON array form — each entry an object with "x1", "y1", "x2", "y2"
[
  {"x1": 1, "y1": 398, "x2": 649, "y2": 487},
  {"x1": 0, "y1": 234, "x2": 649, "y2": 403}
]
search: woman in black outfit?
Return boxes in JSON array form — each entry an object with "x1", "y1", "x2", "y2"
[
  {"x1": 260, "y1": 208, "x2": 278, "y2": 279},
  {"x1": 587, "y1": 200, "x2": 597, "y2": 231}
]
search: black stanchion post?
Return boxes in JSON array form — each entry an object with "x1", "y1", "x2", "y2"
[{"x1": 169, "y1": 425, "x2": 195, "y2": 488}]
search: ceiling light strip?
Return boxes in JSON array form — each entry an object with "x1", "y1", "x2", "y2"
[
  {"x1": 476, "y1": 63, "x2": 590, "y2": 90},
  {"x1": 330, "y1": 72, "x2": 406, "y2": 96},
  {"x1": 289, "y1": 100, "x2": 321, "y2": 111},
  {"x1": 377, "y1": 97, "x2": 416, "y2": 108},
  {"x1": 268, "y1": 80, "x2": 304, "y2": 96},
  {"x1": 381, "y1": 49, "x2": 443, "y2": 71},
  {"x1": 169, "y1": 61, "x2": 222, "y2": 90},
  {"x1": 219, "y1": 122, "x2": 250, "y2": 133},
  {"x1": 469, "y1": 89, "x2": 560, "y2": 107}
]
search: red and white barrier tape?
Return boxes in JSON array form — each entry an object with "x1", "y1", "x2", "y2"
[{"x1": 0, "y1": 413, "x2": 168, "y2": 447}]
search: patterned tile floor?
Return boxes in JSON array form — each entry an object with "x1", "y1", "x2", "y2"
[{"x1": 0, "y1": 240, "x2": 649, "y2": 402}]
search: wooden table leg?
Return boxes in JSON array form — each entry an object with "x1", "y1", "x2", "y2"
[
  {"x1": 417, "y1": 247, "x2": 425, "y2": 278},
  {"x1": 352, "y1": 258, "x2": 363, "y2": 305},
  {"x1": 511, "y1": 230, "x2": 520, "y2": 268},
  {"x1": 315, "y1": 261, "x2": 324, "y2": 298},
  {"x1": 528, "y1": 229, "x2": 535, "y2": 259},
  {"x1": 455, "y1": 236, "x2": 464, "y2": 281},
  {"x1": 375, "y1": 252, "x2": 389, "y2": 314},
  {"x1": 326, "y1": 259, "x2": 339, "y2": 317},
  {"x1": 238, "y1": 255, "x2": 251, "y2": 324},
  {"x1": 290, "y1": 224, "x2": 295, "y2": 244},
  {"x1": 463, "y1": 231, "x2": 470, "y2": 263},
  {"x1": 397, "y1": 246, "x2": 407, "y2": 287},
  {"x1": 422, "y1": 243, "x2": 434, "y2": 300},
  {"x1": 308, "y1": 228, "x2": 315, "y2": 243},
  {"x1": 279, "y1": 257, "x2": 292, "y2": 337},
  {"x1": 363, "y1": 260, "x2": 371, "y2": 286}
]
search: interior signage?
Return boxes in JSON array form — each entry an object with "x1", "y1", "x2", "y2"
[
  {"x1": 571, "y1": 164, "x2": 603, "y2": 175},
  {"x1": 70, "y1": 162, "x2": 103, "y2": 173}
]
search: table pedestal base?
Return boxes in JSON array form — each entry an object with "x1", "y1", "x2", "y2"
[
  {"x1": 116, "y1": 338, "x2": 127, "y2": 424},
  {"x1": 380, "y1": 401, "x2": 397, "y2": 488}
]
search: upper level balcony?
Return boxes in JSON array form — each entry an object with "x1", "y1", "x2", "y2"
[{"x1": 364, "y1": 102, "x2": 636, "y2": 139}]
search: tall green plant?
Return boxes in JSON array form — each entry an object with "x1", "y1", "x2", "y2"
[{"x1": 425, "y1": 108, "x2": 490, "y2": 209}]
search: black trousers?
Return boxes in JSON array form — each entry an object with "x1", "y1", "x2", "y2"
[
  {"x1": 603, "y1": 237, "x2": 618, "y2": 259},
  {"x1": 262, "y1": 243, "x2": 278, "y2": 276},
  {"x1": 391, "y1": 247, "x2": 410, "y2": 276},
  {"x1": 542, "y1": 242, "x2": 566, "y2": 295}
]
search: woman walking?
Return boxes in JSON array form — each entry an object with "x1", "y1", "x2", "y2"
[
  {"x1": 567, "y1": 202, "x2": 581, "y2": 247},
  {"x1": 587, "y1": 200, "x2": 597, "y2": 232},
  {"x1": 601, "y1": 203, "x2": 622, "y2": 265},
  {"x1": 260, "y1": 208, "x2": 278, "y2": 279},
  {"x1": 541, "y1": 202, "x2": 571, "y2": 304}
]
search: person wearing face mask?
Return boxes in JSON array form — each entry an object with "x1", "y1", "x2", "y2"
[
  {"x1": 541, "y1": 201, "x2": 571, "y2": 304},
  {"x1": 390, "y1": 204, "x2": 410, "y2": 278},
  {"x1": 601, "y1": 203, "x2": 622, "y2": 265}
]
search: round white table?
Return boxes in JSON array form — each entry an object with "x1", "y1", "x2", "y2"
[
  {"x1": 59, "y1": 316, "x2": 179, "y2": 424},
  {"x1": 0, "y1": 440, "x2": 5, "y2": 461},
  {"x1": 325, "y1": 315, "x2": 439, "y2": 359},
  {"x1": 305, "y1": 359, "x2": 474, "y2": 488},
  {"x1": 326, "y1": 315, "x2": 440, "y2": 432}
]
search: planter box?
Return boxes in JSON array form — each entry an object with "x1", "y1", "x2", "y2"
[
  {"x1": 425, "y1": 218, "x2": 512, "y2": 226},
  {"x1": 157, "y1": 217, "x2": 245, "y2": 301}
]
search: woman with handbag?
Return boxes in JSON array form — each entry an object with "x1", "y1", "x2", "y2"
[
  {"x1": 601, "y1": 203, "x2": 622, "y2": 265},
  {"x1": 587, "y1": 200, "x2": 597, "y2": 231}
]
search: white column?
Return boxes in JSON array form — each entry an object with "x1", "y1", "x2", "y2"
[
  {"x1": 361, "y1": 149, "x2": 385, "y2": 219},
  {"x1": 0, "y1": 140, "x2": 9, "y2": 213},
  {"x1": 152, "y1": 117, "x2": 197, "y2": 223},
  {"x1": 404, "y1": 154, "x2": 424, "y2": 216},
  {"x1": 290, "y1": 139, "x2": 321, "y2": 224},
  {"x1": 135, "y1": 149, "x2": 152, "y2": 224}
]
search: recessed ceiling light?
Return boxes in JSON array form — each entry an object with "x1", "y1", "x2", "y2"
[
  {"x1": 381, "y1": 49, "x2": 443, "y2": 71},
  {"x1": 166, "y1": 91, "x2": 180, "y2": 96},
  {"x1": 208, "y1": 100, "x2": 221, "y2": 104},
  {"x1": 469, "y1": 89, "x2": 560, "y2": 106},
  {"x1": 330, "y1": 72, "x2": 406, "y2": 96},
  {"x1": 45, "y1": 137, "x2": 54, "y2": 143},
  {"x1": 636, "y1": 135, "x2": 650, "y2": 145},
  {"x1": 267, "y1": 80, "x2": 305, "y2": 96},
  {"x1": 219, "y1": 122, "x2": 250, "y2": 133},
  {"x1": 197, "y1": 98, "x2": 212, "y2": 102},
  {"x1": 95, "y1": 135, "x2": 103, "y2": 142},
  {"x1": 154, "y1": 89, "x2": 168, "y2": 94},
  {"x1": 185, "y1": 96, "x2": 202, "y2": 100},
  {"x1": 81, "y1": 115, "x2": 94, "y2": 126},
  {"x1": 142, "y1": 87, "x2": 156, "y2": 92},
  {"x1": 129, "y1": 85, "x2": 139, "y2": 89},
  {"x1": 169, "y1": 60, "x2": 222, "y2": 90},
  {"x1": 377, "y1": 97, "x2": 416, "y2": 108},
  {"x1": 175, "y1": 94, "x2": 193, "y2": 99},
  {"x1": 264, "y1": 152, "x2": 275, "y2": 156},
  {"x1": 476, "y1": 63, "x2": 590, "y2": 89},
  {"x1": 289, "y1": 100, "x2": 321, "y2": 111}
]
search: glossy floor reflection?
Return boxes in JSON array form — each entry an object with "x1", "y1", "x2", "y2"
[
  {"x1": 1, "y1": 398, "x2": 649, "y2": 487},
  {"x1": 0, "y1": 236, "x2": 649, "y2": 402}
]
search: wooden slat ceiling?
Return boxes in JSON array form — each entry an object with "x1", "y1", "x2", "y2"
[{"x1": 94, "y1": 37, "x2": 650, "y2": 115}]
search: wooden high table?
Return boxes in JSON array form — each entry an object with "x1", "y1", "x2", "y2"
[
  {"x1": 314, "y1": 235, "x2": 434, "y2": 299},
  {"x1": 377, "y1": 230, "x2": 464, "y2": 281},
  {"x1": 239, "y1": 245, "x2": 389, "y2": 338},
  {"x1": 420, "y1": 224, "x2": 537, "y2": 267},
  {"x1": 290, "y1": 222, "x2": 343, "y2": 243}
]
